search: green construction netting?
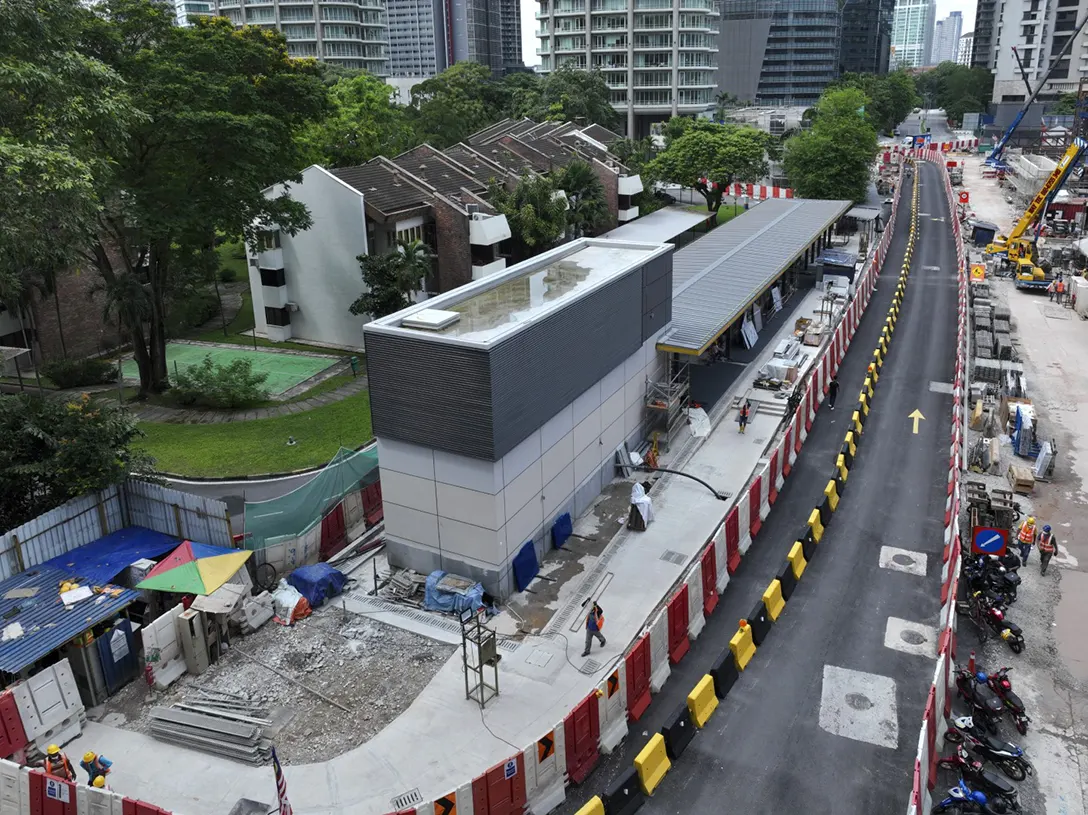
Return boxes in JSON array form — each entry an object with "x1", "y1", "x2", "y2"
[{"x1": 242, "y1": 446, "x2": 379, "y2": 549}]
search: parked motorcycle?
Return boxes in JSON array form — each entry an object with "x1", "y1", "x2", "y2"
[
  {"x1": 944, "y1": 716, "x2": 1034, "y2": 781},
  {"x1": 931, "y1": 779, "x2": 1011, "y2": 814},
  {"x1": 955, "y1": 669, "x2": 1005, "y2": 733},
  {"x1": 986, "y1": 667, "x2": 1031, "y2": 735},
  {"x1": 966, "y1": 592, "x2": 1026, "y2": 653},
  {"x1": 936, "y1": 745, "x2": 1022, "y2": 812},
  {"x1": 964, "y1": 555, "x2": 1021, "y2": 602}
]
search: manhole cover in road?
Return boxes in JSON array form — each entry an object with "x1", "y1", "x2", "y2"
[
  {"x1": 846, "y1": 693, "x2": 873, "y2": 710},
  {"x1": 892, "y1": 554, "x2": 915, "y2": 567},
  {"x1": 900, "y1": 630, "x2": 927, "y2": 645}
]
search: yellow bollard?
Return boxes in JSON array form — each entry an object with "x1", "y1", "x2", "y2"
[
  {"x1": 729, "y1": 621, "x2": 757, "y2": 671},
  {"x1": 634, "y1": 735, "x2": 671, "y2": 796},
  {"x1": 844, "y1": 431, "x2": 857, "y2": 457},
  {"x1": 788, "y1": 541, "x2": 807, "y2": 579},
  {"x1": 808, "y1": 507, "x2": 824, "y2": 543},
  {"x1": 824, "y1": 479, "x2": 840, "y2": 512},
  {"x1": 837, "y1": 453, "x2": 849, "y2": 482},
  {"x1": 687, "y1": 675, "x2": 719, "y2": 728},
  {"x1": 762, "y1": 580, "x2": 786, "y2": 621},
  {"x1": 852, "y1": 410, "x2": 863, "y2": 434},
  {"x1": 573, "y1": 798, "x2": 606, "y2": 815}
]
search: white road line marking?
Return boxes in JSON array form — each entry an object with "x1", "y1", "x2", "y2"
[
  {"x1": 818, "y1": 665, "x2": 899, "y2": 748},
  {"x1": 879, "y1": 546, "x2": 928, "y2": 577},
  {"x1": 883, "y1": 617, "x2": 938, "y2": 659},
  {"x1": 929, "y1": 381, "x2": 954, "y2": 394},
  {"x1": 922, "y1": 265, "x2": 942, "y2": 271}
]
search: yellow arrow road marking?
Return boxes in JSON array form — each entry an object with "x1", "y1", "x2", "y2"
[{"x1": 908, "y1": 409, "x2": 925, "y2": 434}]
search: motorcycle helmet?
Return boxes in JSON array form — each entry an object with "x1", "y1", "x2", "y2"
[
  {"x1": 991, "y1": 800, "x2": 1008, "y2": 814},
  {"x1": 952, "y1": 715, "x2": 974, "y2": 729},
  {"x1": 1043, "y1": 524, "x2": 1051, "y2": 533},
  {"x1": 975, "y1": 671, "x2": 989, "y2": 684}
]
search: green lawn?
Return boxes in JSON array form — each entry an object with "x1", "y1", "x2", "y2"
[
  {"x1": 216, "y1": 240, "x2": 248, "y2": 282},
  {"x1": 136, "y1": 390, "x2": 374, "y2": 477},
  {"x1": 686, "y1": 204, "x2": 745, "y2": 225}
]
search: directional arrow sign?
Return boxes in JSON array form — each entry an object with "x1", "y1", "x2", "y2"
[{"x1": 908, "y1": 409, "x2": 925, "y2": 434}]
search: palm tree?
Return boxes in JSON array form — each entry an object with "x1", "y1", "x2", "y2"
[
  {"x1": 395, "y1": 238, "x2": 432, "y2": 298},
  {"x1": 559, "y1": 159, "x2": 608, "y2": 239}
]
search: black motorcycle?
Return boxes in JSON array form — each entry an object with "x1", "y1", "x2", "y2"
[
  {"x1": 936, "y1": 744, "x2": 1022, "y2": 812},
  {"x1": 955, "y1": 668, "x2": 1005, "y2": 733},
  {"x1": 986, "y1": 667, "x2": 1031, "y2": 736},
  {"x1": 944, "y1": 716, "x2": 1034, "y2": 781}
]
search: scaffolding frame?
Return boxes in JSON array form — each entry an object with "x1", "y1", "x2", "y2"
[
  {"x1": 644, "y1": 356, "x2": 690, "y2": 452},
  {"x1": 461, "y1": 608, "x2": 500, "y2": 709}
]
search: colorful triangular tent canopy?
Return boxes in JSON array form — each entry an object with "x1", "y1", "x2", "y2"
[{"x1": 136, "y1": 541, "x2": 251, "y2": 596}]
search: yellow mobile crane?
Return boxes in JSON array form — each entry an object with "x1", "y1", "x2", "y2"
[{"x1": 986, "y1": 137, "x2": 1087, "y2": 288}]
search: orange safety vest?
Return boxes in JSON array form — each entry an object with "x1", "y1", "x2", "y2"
[
  {"x1": 1017, "y1": 522, "x2": 1036, "y2": 544},
  {"x1": 44, "y1": 755, "x2": 74, "y2": 781},
  {"x1": 1038, "y1": 531, "x2": 1056, "y2": 553}
]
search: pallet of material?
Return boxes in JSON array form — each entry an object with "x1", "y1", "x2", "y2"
[
  {"x1": 149, "y1": 707, "x2": 271, "y2": 764},
  {"x1": 1007, "y1": 464, "x2": 1035, "y2": 495}
]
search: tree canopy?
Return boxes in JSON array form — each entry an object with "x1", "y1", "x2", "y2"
[
  {"x1": 509, "y1": 65, "x2": 620, "y2": 130},
  {"x1": 488, "y1": 174, "x2": 569, "y2": 262},
  {"x1": 648, "y1": 121, "x2": 769, "y2": 212},
  {"x1": 915, "y1": 63, "x2": 993, "y2": 126},
  {"x1": 0, "y1": 393, "x2": 156, "y2": 531},
  {"x1": 783, "y1": 87, "x2": 878, "y2": 204},
  {"x1": 349, "y1": 239, "x2": 431, "y2": 319},
  {"x1": 77, "y1": 1, "x2": 330, "y2": 395},
  {"x1": 409, "y1": 62, "x2": 509, "y2": 148},
  {"x1": 831, "y1": 70, "x2": 918, "y2": 134}
]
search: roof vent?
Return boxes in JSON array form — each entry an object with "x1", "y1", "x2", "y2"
[
  {"x1": 467, "y1": 203, "x2": 480, "y2": 215},
  {"x1": 402, "y1": 308, "x2": 461, "y2": 331}
]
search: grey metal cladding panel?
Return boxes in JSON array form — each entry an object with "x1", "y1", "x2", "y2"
[
  {"x1": 488, "y1": 271, "x2": 644, "y2": 459},
  {"x1": 665, "y1": 199, "x2": 852, "y2": 351},
  {"x1": 642, "y1": 252, "x2": 672, "y2": 285},
  {"x1": 364, "y1": 331, "x2": 495, "y2": 459},
  {"x1": 643, "y1": 285, "x2": 670, "y2": 340},
  {"x1": 642, "y1": 274, "x2": 671, "y2": 313}
]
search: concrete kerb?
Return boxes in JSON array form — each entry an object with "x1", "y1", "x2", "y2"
[
  {"x1": 905, "y1": 151, "x2": 969, "y2": 815},
  {"x1": 556, "y1": 161, "x2": 910, "y2": 815}
]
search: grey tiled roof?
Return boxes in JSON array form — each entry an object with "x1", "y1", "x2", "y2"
[
  {"x1": 331, "y1": 162, "x2": 433, "y2": 215},
  {"x1": 659, "y1": 198, "x2": 852, "y2": 354}
]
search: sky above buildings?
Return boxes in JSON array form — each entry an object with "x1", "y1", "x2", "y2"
[{"x1": 520, "y1": 0, "x2": 979, "y2": 70}]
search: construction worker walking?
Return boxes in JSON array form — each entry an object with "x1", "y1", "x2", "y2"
[
  {"x1": 80, "y1": 751, "x2": 112, "y2": 784},
  {"x1": 828, "y1": 376, "x2": 840, "y2": 410},
  {"x1": 581, "y1": 602, "x2": 606, "y2": 657},
  {"x1": 42, "y1": 745, "x2": 75, "y2": 781},
  {"x1": 1038, "y1": 524, "x2": 1057, "y2": 575},
  {"x1": 1016, "y1": 516, "x2": 1038, "y2": 564},
  {"x1": 738, "y1": 401, "x2": 751, "y2": 434}
]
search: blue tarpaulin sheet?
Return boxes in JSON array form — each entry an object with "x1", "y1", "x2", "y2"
[
  {"x1": 552, "y1": 513, "x2": 573, "y2": 549},
  {"x1": 512, "y1": 541, "x2": 539, "y2": 592},
  {"x1": 423, "y1": 571, "x2": 486, "y2": 615},
  {"x1": 287, "y1": 563, "x2": 347, "y2": 609},
  {"x1": 40, "y1": 527, "x2": 182, "y2": 586}
]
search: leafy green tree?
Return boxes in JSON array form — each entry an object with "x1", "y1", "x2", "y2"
[
  {"x1": 0, "y1": 393, "x2": 157, "y2": 531},
  {"x1": 610, "y1": 137, "x2": 666, "y2": 216},
  {"x1": 78, "y1": 4, "x2": 329, "y2": 395},
  {"x1": 348, "y1": 240, "x2": 431, "y2": 319},
  {"x1": 832, "y1": 70, "x2": 918, "y2": 133},
  {"x1": 297, "y1": 72, "x2": 416, "y2": 168},
  {"x1": 784, "y1": 87, "x2": 878, "y2": 203},
  {"x1": 1052, "y1": 92, "x2": 1079, "y2": 115},
  {"x1": 502, "y1": 72, "x2": 546, "y2": 119},
  {"x1": 0, "y1": 0, "x2": 136, "y2": 334},
  {"x1": 648, "y1": 122, "x2": 769, "y2": 212},
  {"x1": 558, "y1": 159, "x2": 609, "y2": 238},
  {"x1": 487, "y1": 174, "x2": 568, "y2": 261},
  {"x1": 533, "y1": 65, "x2": 619, "y2": 129},
  {"x1": 914, "y1": 63, "x2": 993, "y2": 126},
  {"x1": 409, "y1": 63, "x2": 506, "y2": 147}
]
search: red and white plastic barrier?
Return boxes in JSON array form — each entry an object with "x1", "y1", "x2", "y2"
[
  {"x1": 906, "y1": 151, "x2": 968, "y2": 815},
  {"x1": 0, "y1": 760, "x2": 165, "y2": 815},
  {"x1": 723, "y1": 182, "x2": 794, "y2": 200}
]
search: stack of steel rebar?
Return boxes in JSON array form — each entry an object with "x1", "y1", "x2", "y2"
[{"x1": 149, "y1": 690, "x2": 273, "y2": 764}]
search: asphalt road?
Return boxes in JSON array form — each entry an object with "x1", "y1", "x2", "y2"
[{"x1": 558, "y1": 161, "x2": 959, "y2": 814}]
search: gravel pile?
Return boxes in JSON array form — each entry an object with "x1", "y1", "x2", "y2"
[{"x1": 100, "y1": 604, "x2": 455, "y2": 764}]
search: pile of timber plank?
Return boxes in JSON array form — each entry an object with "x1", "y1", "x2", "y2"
[{"x1": 150, "y1": 693, "x2": 273, "y2": 764}]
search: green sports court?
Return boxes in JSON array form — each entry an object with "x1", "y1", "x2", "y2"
[{"x1": 122, "y1": 343, "x2": 339, "y2": 395}]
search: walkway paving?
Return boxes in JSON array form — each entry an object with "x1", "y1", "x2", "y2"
[{"x1": 58, "y1": 281, "x2": 858, "y2": 815}]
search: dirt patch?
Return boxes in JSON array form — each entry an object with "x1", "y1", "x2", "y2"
[{"x1": 96, "y1": 604, "x2": 454, "y2": 765}]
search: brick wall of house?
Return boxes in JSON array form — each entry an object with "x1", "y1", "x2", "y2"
[
  {"x1": 32, "y1": 264, "x2": 121, "y2": 363},
  {"x1": 591, "y1": 159, "x2": 620, "y2": 231},
  {"x1": 432, "y1": 197, "x2": 473, "y2": 292}
]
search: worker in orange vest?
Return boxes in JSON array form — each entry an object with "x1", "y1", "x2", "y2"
[
  {"x1": 42, "y1": 745, "x2": 75, "y2": 781},
  {"x1": 1038, "y1": 524, "x2": 1057, "y2": 575},
  {"x1": 581, "y1": 602, "x2": 606, "y2": 657},
  {"x1": 1016, "y1": 516, "x2": 1037, "y2": 564}
]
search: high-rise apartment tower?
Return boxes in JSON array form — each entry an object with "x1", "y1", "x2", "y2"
[
  {"x1": 890, "y1": 0, "x2": 936, "y2": 68},
  {"x1": 931, "y1": 10, "x2": 963, "y2": 64},
  {"x1": 839, "y1": 0, "x2": 895, "y2": 75}
]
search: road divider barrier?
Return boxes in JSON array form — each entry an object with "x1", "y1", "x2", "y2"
[
  {"x1": 684, "y1": 562, "x2": 706, "y2": 641},
  {"x1": 762, "y1": 580, "x2": 786, "y2": 621},
  {"x1": 686, "y1": 676, "x2": 719, "y2": 728},
  {"x1": 660, "y1": 704, "x2": 695, "y2": 759},
  {"x1": 905, "y1": 145, "x2": 967, "y2": 815},
  {"x1": 598, "y1": 664, "x2": 628, "y2": 753},
  {"x1": 747, "y1": 598, "x2": 773, "y2": 646},
  {"x1": 634, "y1": 734, "x2": 670, "y2": 795},
  {"x1": 729, "y1": 620, "x2": 757, "y2": 670},
  {"x1": 602, "y1": 767, "x2": 643, "y2": 815},
  {"x1": 710, "y1": 649, "x2": 740, "y2": 698}
]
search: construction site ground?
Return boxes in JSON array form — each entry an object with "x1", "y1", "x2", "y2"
[
  {"x1": 91, "y1": 604, "x2": 454, "y2": 766},
  {"x1": 957, "y1": 151, "x2": 1088, "y2": 814}
]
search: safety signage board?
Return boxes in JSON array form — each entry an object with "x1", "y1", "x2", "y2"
[
  {"x1": 971, "y1": 264, "x2": 986, "y2": 280},
  {"x1": 504, "y1": 759, "x2": 518, "y2": 779},
  {"x1": 959, "y1": 191, "x2": 970, "y2": 204},
  {"x1": 972, "y1": 526, "x2": 1008, "y2": 556},
  {"x1": 45, "y1": 779, "x2": 70, "y2": 804}
]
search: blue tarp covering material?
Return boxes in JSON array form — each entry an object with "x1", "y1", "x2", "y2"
[
  {"x1": 512, "y1": 541, "x2": 539, "y2": 592},
  {"x1": 40, "y1": 527, "x2": 182, "y2": 586},
  {"x1": 287, "y1": 563, "x2": 347, "y2": 609},
  {"x1": 0, "y1": 566, "x2": 138, "y2": 675},
  {"x1": 552, "y1": 513, "x2": 573, "y2": 549},
  {"x1": 423, "y1": 571, "x2": 486, "y2": 615}
]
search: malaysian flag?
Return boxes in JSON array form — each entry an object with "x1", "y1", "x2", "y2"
[{"x1": 271, "y1": 747, "x2": 293, "y2": 815}]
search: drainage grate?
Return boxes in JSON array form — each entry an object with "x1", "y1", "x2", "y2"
[
  {"x1": 753, "y1": 438, "x2": 766, "y2": 445},
  {"x1": 392, "y1": 790, "x2": 423, "y2": 810},
  {"x1": 347, "y1": 593, "x2": 520, "y2": 652},
  {"x1": 660, "y1": 550, "x2": 687, "y2": 565},
  {"x1": 579, "y1": 659, "x2": 601, "y2": 675}
]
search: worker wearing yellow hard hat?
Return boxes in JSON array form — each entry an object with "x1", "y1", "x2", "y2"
[
  {"x1": 79, "y1": 750, "x2": 113, "y2": 784},
  {"x1": 43, "y1": 745, "x2": 75, "y2": 781},
  {"x1": 92, "y1": 776, "x2": 111, "y2": 790},
  {"x1": 1017, "y1": 516, "x2": 1037, "y2": 564}
]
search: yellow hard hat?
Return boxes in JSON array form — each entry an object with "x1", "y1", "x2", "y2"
[
  {"x1": 1027, "y1": 516, "x2": 1036, "y2": 525},
  {"x1": 83, "y1": 752, "x2": 96, "y2": 764},
  {"x1": 92, "y1": 776, "x2": 105, "y2": 788},
  {"x1": 46, "y1": 744, "x2": 60, "y2": 756}
]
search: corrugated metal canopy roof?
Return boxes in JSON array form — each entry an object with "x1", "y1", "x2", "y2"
[
  {"x1": 659, "y1": 198, "x2": 852, "y2": 355},
  {"x1": 0, "y1": 565, "x2": 138, "y2": 675}
]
